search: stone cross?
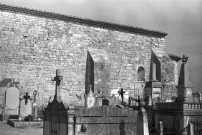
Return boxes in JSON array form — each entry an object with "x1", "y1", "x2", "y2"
[
  {"x1": 33, "y1": 90, "x2": 38, "y2": 103},
  {"x1": 52, "y1": 69, "x2": 63, "y2": 101},
  {"x1": 24, "y1": 92, "x2": 31, "y2": 105},
  {"x1": 118, "y1": 88, "x2": 125, "y2": 102}
]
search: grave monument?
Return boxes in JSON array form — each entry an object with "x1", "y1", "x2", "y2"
[
  {"x1": 19, "y1": 92, "x2": 33, "y2": 118},
  {"x1": 43, "y1": 68, "x2": 150, "y2": 135},
  {"x1": 5, "y1": 87, "x2": 20, "y2": 119},
  {"x1": 0, "y1": 79, "x2": 21, "y2": 120}
]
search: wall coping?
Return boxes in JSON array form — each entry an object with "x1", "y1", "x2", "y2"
[{"x1": 0, "y1": 3, "x2": 167, "y2": 38}]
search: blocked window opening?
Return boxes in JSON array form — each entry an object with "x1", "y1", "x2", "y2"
[{"x1": 138, "y1": 66, "x2": 145, "y2": 81}]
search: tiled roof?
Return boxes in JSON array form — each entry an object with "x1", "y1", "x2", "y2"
[{"x1": 0, "y1": 3, "x2": 168, "y2": 38}]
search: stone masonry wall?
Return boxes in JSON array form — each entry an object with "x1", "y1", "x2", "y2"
[{"x1": 0, "y1": 10, "x2": 166, "y2": 107}]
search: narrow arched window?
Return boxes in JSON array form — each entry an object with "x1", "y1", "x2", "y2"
[{"x1": 138, "y1": 66, "x2": 145, "y2": 81}]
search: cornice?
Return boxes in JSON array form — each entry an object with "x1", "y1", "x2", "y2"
[{"x1": 0, "y1": 3, "x2": 168, "y2": 38}]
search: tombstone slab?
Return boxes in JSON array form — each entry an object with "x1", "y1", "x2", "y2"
[
  {"x1": 20, "y1": 100, "x2": 32, "y2": 117},
  {"x1": 19, "y1": 93, "x2": 33, "y2": 117},
  {"x1": 6, "y1": 87, "x2": 19, "y2": 110},
  {"x1": 5, "y1": 87, "x2": 19, "y2": 119}
]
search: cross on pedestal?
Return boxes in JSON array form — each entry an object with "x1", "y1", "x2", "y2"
[
  {"x1": 52, "y1": 69, "x2": 63, "y2": 101},
  {"x1": 24, "y1": 92, "x2": 31, "y2": 105},
  {"x1": 118, "y1": 88, "x2": 125, "y2": 102}
]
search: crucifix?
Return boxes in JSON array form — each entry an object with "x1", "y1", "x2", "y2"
[
  {"x1": 24, "y1": 92, "x2": 31, "y2": 105},
  {"x1": 118, "y1": 88, "x2": 125, "y2": 102},
  {"x1": 52, "y1": 69, "x2": 63, "y2": 101}
]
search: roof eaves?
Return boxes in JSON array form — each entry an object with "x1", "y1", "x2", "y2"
[{"x1": 0, "y1": 3, "x2": 168, "y2": 38}]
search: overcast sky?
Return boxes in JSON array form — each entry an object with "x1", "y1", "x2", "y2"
[{"x1": 0, "y1": 0, "x2": 202, "y2": 91}]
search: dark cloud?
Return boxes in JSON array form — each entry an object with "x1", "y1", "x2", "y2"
[{"x1": 0, "y1": 0, "x2": 201, "y2": 91}]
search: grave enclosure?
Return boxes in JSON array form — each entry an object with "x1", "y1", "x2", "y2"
[
  {"x1": 0, "y1": 81, "x2": 35, "y2": 120},
  {"x1": 0, "y1": 82, "x2": 43, "y2": 128},
  {"x1": 0, "y1": 80, "x2": 40, "y2": 122},
  {"x1": 43, "y1": 70, "x2": 149, "y2": 135},
  {"x1": 44, "y1": 102, "x2": 149, "y2": 135}
]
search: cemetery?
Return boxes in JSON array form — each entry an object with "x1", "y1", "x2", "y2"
[{"x1": 0, "y1": 3, "x2": 201, "y2": 135}]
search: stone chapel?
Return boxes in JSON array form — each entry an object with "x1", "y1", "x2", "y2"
[{"x1": 0, "y1": 3, "x2": 180, "y2": 120}]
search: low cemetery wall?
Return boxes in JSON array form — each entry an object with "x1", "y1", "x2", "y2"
[{"x1": 43, "y1": 101, "x2": 149, "y2": 135}]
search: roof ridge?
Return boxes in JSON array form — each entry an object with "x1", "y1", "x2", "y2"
[{"x1": 0, "y1": 3, "x2": 168, "y2": 37}]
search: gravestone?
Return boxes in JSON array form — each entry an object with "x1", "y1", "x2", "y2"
[
  {"x1": 110, "y1": 94, "x2": 121, "y2": 105},
  {"x1": 85, "y1": 84, "x2": 95, "y2": 108},
  {"x1": 111, "y1": 88, "x2": 129, "y2": 103},
  {"x1": 20, "y1": 92, "x2": 33, "y2": 117},
  {"x1": 5, "y1": 87, "x2": 19, "y2": 119}
]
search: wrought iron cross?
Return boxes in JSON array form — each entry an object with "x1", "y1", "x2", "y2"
[
  {"x1": 52, "y1": 69, "x2": 63, "y2": 100},
  {"x1": 118, "y1": 88, "x2": 125, "y2": 102},
  {"x1": 24, "y1": 92, "x2": 31, "y2": 105}
]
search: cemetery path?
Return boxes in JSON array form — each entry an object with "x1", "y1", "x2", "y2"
[{"x1": 0, "y1": 122, "x2": 43, "y2": 135}]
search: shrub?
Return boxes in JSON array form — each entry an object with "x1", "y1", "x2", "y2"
[{"x1": 24, "y1": 115, "x2": 34, "y2": 121}]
